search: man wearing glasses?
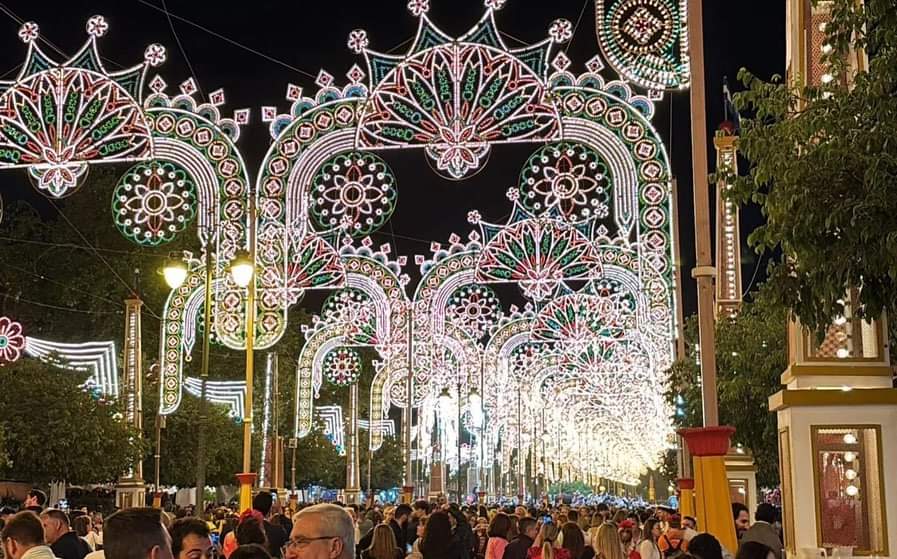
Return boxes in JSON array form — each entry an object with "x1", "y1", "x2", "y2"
[{"x1": 283, "y1": 505, "x2": 354, "y2": 559}]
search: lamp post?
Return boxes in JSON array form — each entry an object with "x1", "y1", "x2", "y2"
[
  {"x1": 468, "y1": 386, "x2": 481, "y2": 501},
  {"x1": 230, "y1": 248, "x2": 256, "y2": 511},
  {"x1": 438, "y1": 386, "x2": 452, "y2": 498},
  {"x1": 157, "y1": 257, "x2": 188, "y2": 508}
]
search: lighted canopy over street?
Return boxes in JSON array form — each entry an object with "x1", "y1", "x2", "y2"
[{"x1": 0, "y1": 0, "x2": 684, "y2": 500}]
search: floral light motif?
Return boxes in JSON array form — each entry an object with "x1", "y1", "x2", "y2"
[
  {"x1": 357, "y1": 28, "x2": 561, "y2": 180},
  {"x1": 112, "y1": 161, "x2": 197, "y2": 246},
  {"x1": 0, "y1": 316, "x2": 25, "y2": 364},
  {"x1": 408, "y1": 0, "x2": 430, "y2": 17},
  {"x1": 475, "y1": 217, "x2": 602, "y2": 301},
  {"x1": 86, "y1": 15, "x2": 109, "y2": 37},
  {"x1": 347, "y1": 30, "x2": 369, "y2": 54},
  {"x1": 447, "y1": 284, "x2": 502, "y2": 341},
  {"x1": 144, "y1": 44, "x2": 167, "y2": 67},
  {"x1": 310, "y1": 151, "x2": 396, "y2": 237},
  {"x1": 549, "y1": 19, "x2": 573, "y2": 43},
  {"x1": 520, "y1": 142, "x2": 611, "y2": 222},
  {"x1": 18, "y1": 22, "x2": 38, "y2": 43},
  {"x1": 323, "y1": 347, "x2": 362, "y2": 387}
]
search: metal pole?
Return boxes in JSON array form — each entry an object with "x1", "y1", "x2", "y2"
[
  {"x1": 238, "y1": 190, "x2": 258, "y2": 512},
  {"x1": 516, "y1": 388, "x2": 522, "y2": 503},
  {"x1": 457, "y1": 381, "x2": 462, "y2": 501},
  {"x1": 687, "y1": 0, "x2": 719, "y2": 427},
  {"x1": 195, "y1": 237, "x2": 213, "y2": 514},
  {"x1": 402, "y1": 305, "x2": 414, "y2": 503}
]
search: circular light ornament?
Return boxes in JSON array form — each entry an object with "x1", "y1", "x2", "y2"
[
  {"x1": 323, "y1": 347, "x2": 362, "y2": 387},
  {"x1": 845, "y1": 484, "x2": 859, "y2": 497},
  {"x1": 310, "y1": 151, "x2": 396, "y2": 237},
  {"x1": 844, "y1": 451, "x2": 857, "y2": 463},
  {"x1": 113, "y1": 161, "x2": 197, "y2": 246},
  {"x1": 519, "y1": 142, "x2": 611, "y2": 222},
  {"x1": 843, "y1": 433, "x2": 858, "y2": 445},
  {"x1": 845, "y1": 469, "x2": 857, "y2": 481}
]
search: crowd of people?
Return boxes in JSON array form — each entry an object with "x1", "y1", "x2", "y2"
[{"x1": 0, "y1": 490, "x2": 784, "y2": 559}]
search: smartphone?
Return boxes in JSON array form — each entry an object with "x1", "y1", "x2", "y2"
[
  {"x1": 210, "y1": 533, "x2": 221, "y2": 547},
  {"x1": 541, "y1": 516, "x2": 552, "y2": 524}
]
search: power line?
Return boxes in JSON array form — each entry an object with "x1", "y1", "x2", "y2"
[
  {"x1": 159, "y1": 0, "x2": 205, "y2": 100},
  {"x1": 2, "y1": 261, "x2": 122, "y2": 306},
  {"x1": 569, "y1": 0, "x2": 591, "y2": 45},
  {"x1": 0, "y1": 234, "x2": 169, "y2": 256},
  {"x1": 45, "y1": 198, "x2": 163, "y2": 320},
  {"x1": 2, "y1": 292, "x2": 123, "y2": 315},
  {"x1": 135, "y1": 0, "x2": 318, "y2": 80}
]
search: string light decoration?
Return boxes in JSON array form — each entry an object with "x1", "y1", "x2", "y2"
[
  {"x1": 352, "y1": 1, "x2": 565, "y2": 179},
  {"x1": 323, "y1": 347, "x2": 362, "y2": 387},
  {"x1": 594, "y1": 0, "x2": 690, "y2": 92},
  {"x1": 24, "y1": 338, "x2": 119, "y2": 396},
  {"x1": 112, "y1": 160, "x2": 197, "y2": 246},
  {"x1": 0, "y1": 16, "x2": 162, "y2": 197},
  {"x1": 472, "y1": 207, "x2": 602, "y2": 302},
  {"x1": 0, "y1": 2, "x2": 685, "y2": 485},
  {"x1": 310, "y1": 151, "x2": 397, "y2": 237},
  {"x1": 183, "y1": 377, "x2": 245, "y2": 420}
]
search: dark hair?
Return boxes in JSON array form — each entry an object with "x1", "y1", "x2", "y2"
[
  {"x1": 413, "y1": 501, "x2": 429, "y2": 513},
  {"x1": 487, "y1": 513, "x2": 511, "y2": 539},
  {"x1": 105, "y1": 508, "x2": 169, "y2": 559},
  {"x1": 736, "y1": 542, "x2": 772, "y2": 559},
  {"x1": 732, "y1": 503, "x2": 749, "y2": 520},
  {"x1": 0, "y1": 507, "x2": 16, "y2": 516},
  {"x1": 394, "y1": 504, "x2": 412, "y2": 520},
  {"x1": 1, "y1": 511, "x2": 45, "y2": 546},
  {"x1": 170, "y1": 517, "x2": 211, "y2": 557},
  {"x1": 252, "y1": 493, "x2": 274, "y2": 517},
  {"x1": 755, "y1": 504, "x2": 776, "y2": 524},
  {"x1": 230, "y1": 544, "x2": 272, "y2": 559},
  {"x1": 517, "y1": 517, "x2": 537, "y2": 537},
  {"x1": 642, "y1": 519, "x2": 659, "y2": 546},
  {"x1": 236, "y1": 518, "x2": 267, "y2": 546},
  {"x1": 420, "y1": 512, "x2": 453, "y2": 558},
  {"x1": 560, "y1": 522, "x2": 585, "y2": 559},
  {"x1": 73, "y1": 516, "x2": 92, "y2": 538},
  {"x1": 41, "y1": 509, "x2": 70, "y2": 527},
  {"x1": 567, "y1": 510, "x2": 579, "y2": 523},
  {"x1": 687, "y1": 534, "x2": 722, "y2": 559},
  {"x1": 28, "y1": 490, "x2": 47, "y2": 507},
  {"x1": 684, "y1": 516, "x2": 697, "y2": 528}
]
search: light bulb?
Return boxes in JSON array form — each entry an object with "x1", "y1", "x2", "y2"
[
  {"x1": 843, "y1": 433, "x2": 858, "y2": 445},
  {"x1": 229, "y1": 250, "x2": 254, "y2": 287},
  {"x1": 845, "y1": 469, "x2": 857, "y2": 481},
  {"x1": 845, "y1": 485, "x2": 859, "y2": 497},
  {"x1": 163, "y1": 262, "x2": 188, "y2": 289},
  {"x1": 844, "y1": 451, "x2": 856, "y2": 463},
  {"x1": 836, "y1": 348, "x2": 850, "y2": 359}
]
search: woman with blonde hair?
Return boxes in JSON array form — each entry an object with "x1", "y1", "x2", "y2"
[
  {"x1": 527, "y1": 522, "x2": 569, "y2": 559},
  {"x1": 364, "y1": 523, "x2": 403, "y2": 559},
  {"x1": 593, "y1": 523, "x2": 624, "y2": 559}
]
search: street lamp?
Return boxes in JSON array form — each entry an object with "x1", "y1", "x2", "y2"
[
  {"x1": 230, "y1": 247, "x2": 257, "y2": 512},
  {"x1": 230, "y1": 250, "x2": 254, "y2": 287},
  {"x1": 163, "y1": 256, "x2": 187, "y2": 289}
]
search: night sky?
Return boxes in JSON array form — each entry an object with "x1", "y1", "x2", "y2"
[{"x1": 0, "y1": 0, "x2": 785, "y2": 317}]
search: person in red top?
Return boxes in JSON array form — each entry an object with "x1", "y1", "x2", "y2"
[{"x1": 617, "y1": 521, "x2": 639, "y2": 559}]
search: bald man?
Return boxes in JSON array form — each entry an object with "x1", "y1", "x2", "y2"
[{"x1": 284, "y1": 505, "x2": 354, "y2": 559}]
